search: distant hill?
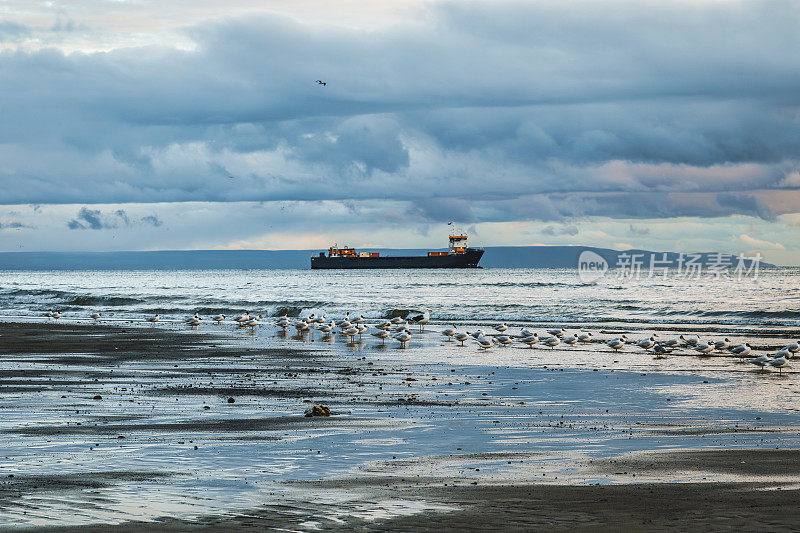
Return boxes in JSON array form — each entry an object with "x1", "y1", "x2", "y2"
[
  {"x1": 477, "y1": 246, "x2": 774, "y2": 269},
  {"x1": 0, "y1": 246, "x2": 775, "y2": 270}
]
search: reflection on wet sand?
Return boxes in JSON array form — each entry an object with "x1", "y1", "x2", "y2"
[{"x1": 1, "y1": 318, "x2": 800, "y2": 529}]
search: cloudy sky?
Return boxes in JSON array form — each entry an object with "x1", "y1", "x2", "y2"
[{"x1": 1, "y1": 0, "x2": 799, "y2": 264}]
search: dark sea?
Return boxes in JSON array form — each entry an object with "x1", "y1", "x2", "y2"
[{"x1": 1, "y1": 267, "x2": 797, "y2": 329}]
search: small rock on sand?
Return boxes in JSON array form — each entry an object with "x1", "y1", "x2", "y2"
[{"x1": 305, "y1": 405, "x2": 331, "y2": 417}]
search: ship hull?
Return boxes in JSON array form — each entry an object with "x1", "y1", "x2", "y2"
[{"x1": 311, "y1": 248, "x2": 484, "y2": 269}]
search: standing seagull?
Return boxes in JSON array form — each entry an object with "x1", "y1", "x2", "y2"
[
  {"x1": 769, "y1": 355, "x2": 789, "y2": 374},
  {"x1": 520, "y1": 333, "x2": 539, "y2": 348},
  {"x1": 542, "y1": 336, "x2": 560, "y2": 349},
  {"x1": 729, "y1": 343, "x2": 752, "y2": 357},
  {"x1": 680, "y1": 335, "x2": 700, "y2": 347},
  {"x1": 344, "y1": 326, "x2": 360, "y2": 343},
  {"x1": 475, "y1": 335, "x2": 494, "y2": 350},
  {"x1": 441, "y1": 326, "x2": 457, "y2": 341},
  {"x1": 694, "y1": 341, "x2": 715, "y2": 355},
  {"x1": 714, "y1": 338, "x2": 731, "y2": 352},
  {"x1": 243, "y1": 316, "x2": 260, "y2": 331},
  {"x1": 774, "y1": 348, "x2": 792, "y2": 360},
  {"x1": 371, "y1": 329, "x2": 390, "y2": 344},
  {"x1": 607, "y1": 338, "x2": 625, "y2": 351},
  {"x1": 394, "y1": 331, "x2": 411, "y2": 348},
  {"x1": 636, "y1": 337, "x2": 656, "y2": 351},
  {"x1": 90, "y1": 313, "x2": 102, "y2": 321},
  {"x1": 495, "y1": 335, "x2": 514, "y2": 346},
  {"x1": 392, "y1": 321, "x2": 410, "y2": 333},
  {"x1": 662, "y1": 337, "x2": 681, "y2": 348},
  {"x1": 294, "y1": 320, "x2": 310, "y2": 335},
  {"x1": 410, "y1": 309, "x2": 431, "y2": 332},
  {"x1": 653, "y1": 344, "x2": 670, "y2": 359},
  {"x1": 747, "y1": 355, "x2": 770, "y2": 368},
  {"x1": 453, "y1": 332, "x2": 470, "y2": 346},
  {"x1": 337, "y1": 312, "x2": 351, "y2": 326}
]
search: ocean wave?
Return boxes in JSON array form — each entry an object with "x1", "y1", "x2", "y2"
[
  {"x1": 485, "y1": 281, "x2": 593, "y2": 288},
  {"x1": 0, "y1": 288, "x2": 71, "y2": 298},
  {"x1": 192, "y1": 298, "x2": 330, "y2": 309},
  {"x1": 272, "y1": 306, "x2": 302, "y2": 317},
  {"x1": 384, "y1": 309, "x2": 413, "y2": 319},
  {"x1": 64, "y1": 296, "x2": 144, "y2": 306},
  {"x1": 406, "y1": 281, "x2": 594, "y2": 288},
  {"x1": 697, "y1": 309, "x2": 800, "y2": 320},
  {"x1": 614, "y1": 304, "x2": 643, "y2": 311}
]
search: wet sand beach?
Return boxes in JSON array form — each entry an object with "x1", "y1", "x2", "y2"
[
  {"x1": 34, "y1": 477, "x2": 800, "y2": 532},
  {"x1": 2, "y1": 319, "x2": 800, "y2": 530}
]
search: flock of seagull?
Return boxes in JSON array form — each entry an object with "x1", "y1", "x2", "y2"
[
  {"x1": 273, "y1": 313, "x2": 797, "y2": 373},
  {"x1": 43, "y1": 308, "x2": 798, "y2": 373},
  {"x1": 273, "y1": 310, "x2": 432, "y2": 348}
]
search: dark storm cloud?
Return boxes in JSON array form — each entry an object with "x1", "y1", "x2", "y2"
[
  {"x1": 67, "y1": 207, "x2": 164, "y2": 230},
  {"x1": 0, "y1": 0, "x2": 799, "y2": 222},
  {"x1": 0, "y1": 220, "x2": 33, "y2": 230},
  {"x1": 715, "y1": 192, "x2": 776, "y2": 221},
  {"x1": 407, "y1": 198, "x2": 477, "y2": 223},
  {"x1": 114, "y1": 209, "x2": 130, "y2": 226},
  {"x1": 289, "y1": 115, "x2": 409, "y2": 174},
  {"x1": 141, "y1": 215, "x2": 163, "y2": 227},
  {"x1": 413, "y1": 103, "x2": 800, "y2": 170},
  {"x1": 542, "y1": 225, "x2": 579, "y2": 236},
  {"x1": 476, "y1": 191, "x2": 787, "y2": 223},
  {"x1": 68, "y1": 207, "x2": 108, "y2": 230}
]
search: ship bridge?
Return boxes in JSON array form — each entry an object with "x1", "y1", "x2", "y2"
[{"x1": 449, "y1": 234, "x2": 469, "y2": 254}]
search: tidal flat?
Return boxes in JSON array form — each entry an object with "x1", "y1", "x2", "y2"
[{"x1": 2, "y1": 320, "x2": 800, "y2": 530}]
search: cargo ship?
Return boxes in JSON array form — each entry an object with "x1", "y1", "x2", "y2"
[{"x1": 311, "y1": 233, "x2": 484, "y2": 269}]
